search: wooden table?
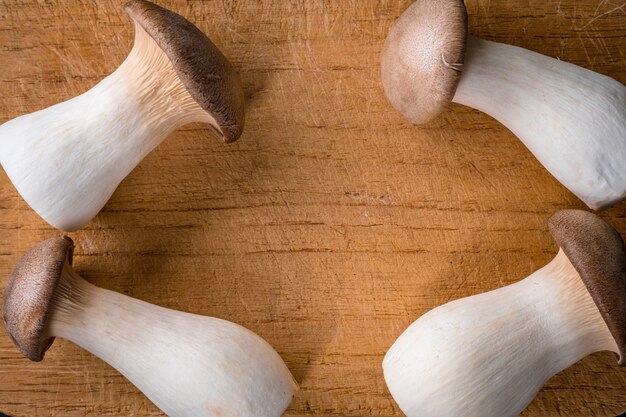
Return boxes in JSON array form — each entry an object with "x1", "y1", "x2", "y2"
[{"x1": 0, "y1": 1, "x2": 624, "y2": 416}]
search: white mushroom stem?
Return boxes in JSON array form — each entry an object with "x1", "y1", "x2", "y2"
[
  {"x1": 452, "y1": 36, "x2": 626, "y2": 210},
  {"x1": 0, "y1": 22, "x2": 218, "y2": 232},
  {"x1": 45, "y1": 263, "x2": 297, "y2": 417},
  {"x1": 383, "y1": 250, "x2": 618, "y2": 417}
]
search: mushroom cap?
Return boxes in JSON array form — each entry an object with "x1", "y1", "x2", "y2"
[
  {"x1": 381, "y1": 0, "x2": 467, "y2": 124},
  {"x1": 2, "y1": 236, "x2": 74, "y2": 361},
  {"x1": 124, "y1": 0, "x2": 245, "y2": 143},
  {"x1": 549, "y1": 210, "x2": 626, "y2": 365}
]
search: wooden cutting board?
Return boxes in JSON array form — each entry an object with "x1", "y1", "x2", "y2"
[{"x1": 0, "y1": 0, "x2": 624, "y2": 416}]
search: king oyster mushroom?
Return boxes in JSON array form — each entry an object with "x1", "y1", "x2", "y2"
[
  {"x1": 384, "y1": 210, "x2": 626, "y2": 417},
  {"x1": 2, "y1": 236, "x2": 297, "y2": 417},
  {"x1": 0, "y1": 0, "x2": 245, "y2": 231},
  {"x1": 381, "y1": 0, "x2": 626, "y2": 210}
]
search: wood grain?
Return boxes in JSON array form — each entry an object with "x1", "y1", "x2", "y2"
[{"x1": 0, "y1": 0, "x2": 625, "y2": 416}]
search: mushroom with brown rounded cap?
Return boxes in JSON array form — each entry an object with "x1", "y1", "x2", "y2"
[
  {"x1": 383, "y1": 210, "x2": 626, "y2": 417},
  {"x1": 3, "y1": 236, "x2": 297, "y2": 417},
  {"x1": 381, "y1": 0, "x2": 626, "y2": 210},
  {"x1": 0, "y1": 0, "x2": 245, "y2": 232}
]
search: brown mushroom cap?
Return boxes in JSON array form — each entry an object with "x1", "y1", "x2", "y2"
[
  {"x1": 381, "y1": 0, "x2": 467, "y2": 124},
  {"x1": 549, "y1": 210, "x2": 626, "y2": 365},
  {"x1": 2, "y1": 236, "x2": 74, "y2": 361},
  {"x1": 124, "y1": 0, "x2": 245, "y2": 143}
]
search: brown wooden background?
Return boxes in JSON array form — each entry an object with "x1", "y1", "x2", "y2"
[{"x1": 0, "y1": 0, "x2": 625, "y2": 416}]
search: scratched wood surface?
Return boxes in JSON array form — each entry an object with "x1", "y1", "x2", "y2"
[{"x1": 0, "y1": 0, "x2": 625, "y2": 416}]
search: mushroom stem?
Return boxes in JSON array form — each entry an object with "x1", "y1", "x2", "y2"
[
  {"x1": 0, "y1": 22, "x2": 215, "y2": 232},
  {"x1": 44, "y1": 261, "x2": 297, "y2": 417},
  {"x1": 384, "y1": 250, "x2": 617, "y2": 417},
  {"x1": 452, "y1": 36, "x2": 626, "y2": 209}
]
